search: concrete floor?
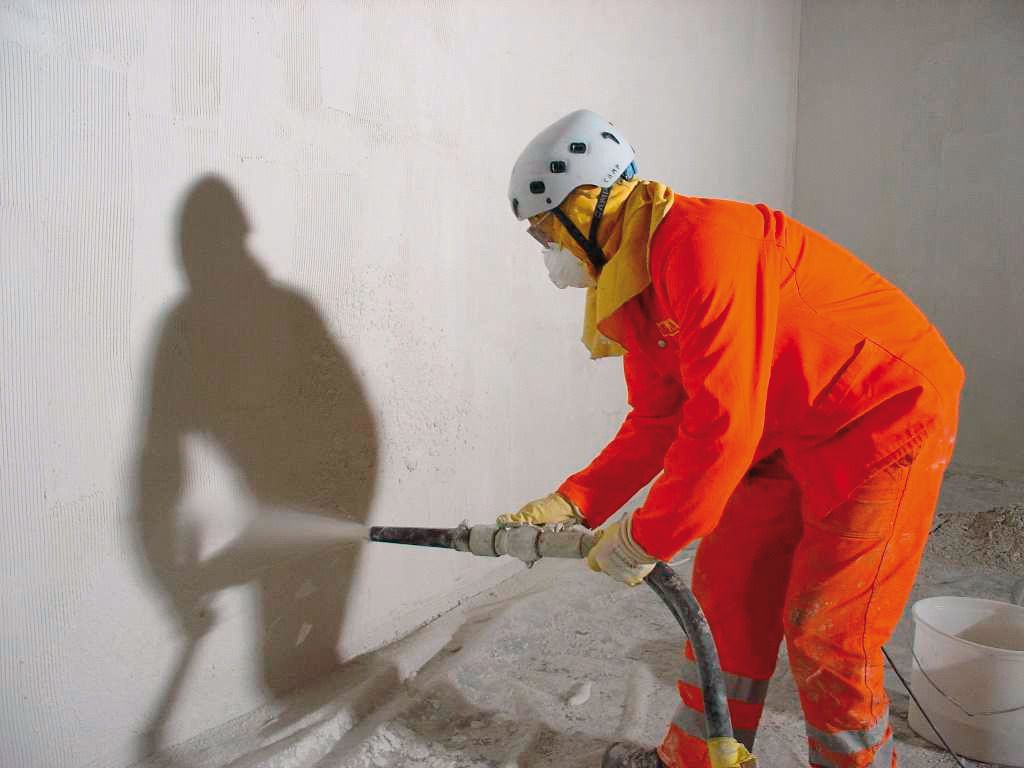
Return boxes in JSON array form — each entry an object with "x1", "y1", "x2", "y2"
[{"x1": 143, "y1": 471, "x2": 1024, "y2": 768}]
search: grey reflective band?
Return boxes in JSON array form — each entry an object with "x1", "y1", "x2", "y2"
[
  {"x1": 672, "y1": 704, "x2": 759, "y2": 751},
  {"x1": 875, "y1": 737, "x2": 894, "y2": 767},
  {"x1": 806, "y1": 715, "x2": 890, "y2": 755},
  {"x1": 678, "y1": 659, "x2": 770, "y2": 705},
  {"x1": 810, "y1": 736, "x2": 892, "y2": 768},
  {"x1": 671, "y1": 702, "x2": 707, "y2": 738}
]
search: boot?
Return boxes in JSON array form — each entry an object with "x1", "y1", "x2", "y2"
[{"x1": 602, "y1": 742, "x2": 667, "y2": 768}]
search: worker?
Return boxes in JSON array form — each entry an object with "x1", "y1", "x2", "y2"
[{"x1": 499, "y1": 110, "x2": 964, "y2": 768}]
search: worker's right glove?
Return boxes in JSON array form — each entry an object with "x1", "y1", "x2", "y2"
[
  {"x1": 586, "y1": 512, "x2": 657, "y2": 587},
  {"x1": 496, "y1": 492, "x2": 585, "y2": 527}
]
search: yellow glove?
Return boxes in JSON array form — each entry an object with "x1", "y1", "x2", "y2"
[
  {"x1": 497, "y1": 492, "x2": 583, "y2": 527},
  {"x1": 586, "y1": 512, "x2": 657, "y2": 586}
]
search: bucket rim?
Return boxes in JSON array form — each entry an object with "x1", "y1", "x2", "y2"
[{"x1": 912, "y1": 596, "x2": 1024, "y2": 658}]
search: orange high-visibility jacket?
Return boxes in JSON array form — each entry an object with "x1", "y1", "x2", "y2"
[{"x1": 558, "y1": 197, "x2": 964, "y2": 561}]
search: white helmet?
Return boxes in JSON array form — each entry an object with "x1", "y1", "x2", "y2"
[{"x1": 508, "y1": 109, "x2": 637, "y2": 221}]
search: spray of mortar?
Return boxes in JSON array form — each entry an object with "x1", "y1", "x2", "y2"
[{"x1": 368, "y1": 522, "x2": 757, "y2": 768}]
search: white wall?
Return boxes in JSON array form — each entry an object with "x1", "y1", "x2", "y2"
[
  {"x1": 794, "y1": 0, "x2": 1024, "y2": 477},
  {"x1": 0, "y1": 2, "x2": 800, "y2": 766}
]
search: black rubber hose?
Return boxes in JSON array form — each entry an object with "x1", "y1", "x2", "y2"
[
  {"x1": 368, "y1": 526, "x2": 458, "y2": 549},
  {"x1": 645, "y1": 562, "x2": 733, "y2": 741}
]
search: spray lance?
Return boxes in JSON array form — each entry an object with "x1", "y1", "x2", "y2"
[{"x1": 368, "y1": 522, "x2": 757, "y2": 768}]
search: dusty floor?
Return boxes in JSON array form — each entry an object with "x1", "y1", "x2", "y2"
[{"x1": 145, "y1": 472, "x2": 1024, "y2": 768}]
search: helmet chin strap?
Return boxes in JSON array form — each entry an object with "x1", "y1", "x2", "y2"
[{"x1": 551, "y1": 186, "x2": 613, "y2": 272}]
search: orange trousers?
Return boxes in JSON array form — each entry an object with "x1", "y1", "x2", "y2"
[{"x1": 658, "y1": 435, "x2": 949, "y2": 768}]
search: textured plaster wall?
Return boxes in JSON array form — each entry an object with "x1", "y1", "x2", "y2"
[
  {"x1": 794, "y1": 0, "x2": 1024, "y2": 477},
  {"x1": 0, "y1": 2, "x2": 800, "y2": 766}
]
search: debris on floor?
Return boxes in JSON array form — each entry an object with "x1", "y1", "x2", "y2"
[
  {"x1": 566, "y1": 682, "x2": 593, "y2": 707},
  {"x1": 136, "y1": 472, "x2": 1024, "y2": 768},
  {"x1": 930, "y1": 502, "x2": 1024, "y2": 568}
]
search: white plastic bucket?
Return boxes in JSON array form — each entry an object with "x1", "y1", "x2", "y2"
[{"x1": 909, "y1": 596, "x2": 1024, "y2": 766}]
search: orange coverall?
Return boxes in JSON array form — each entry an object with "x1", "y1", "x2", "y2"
[{"x1": 557, "y1": 198, "x2": 964, "y2": 768}]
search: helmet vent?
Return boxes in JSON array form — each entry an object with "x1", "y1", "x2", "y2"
[
  {"x1": 529, "y1": 181, "x2": 546, "y2": 194},
  {"x1": 600, "y1": 131, "x2": 620, "y2": 144},
  {"x1": 568, "y1": 142, "x2": 587, "y2": 154},
  {"x1": 549, "y1": 160, "x2": 567, "y2": 173}
]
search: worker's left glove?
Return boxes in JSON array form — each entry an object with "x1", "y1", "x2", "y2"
[
  {"x1": 586, "y1": 511, "x2": 657, "y2": 587},
  {"x1": 496, "y1": 492, "x2": 584, "y2": 527}
]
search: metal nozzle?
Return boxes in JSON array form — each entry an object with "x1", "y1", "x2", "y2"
[{"x1": 368, "y1": 523, "x2": 470, "y2": 551}]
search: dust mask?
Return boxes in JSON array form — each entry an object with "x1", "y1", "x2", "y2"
[{"x1": 542, "y1": 244, "x2": 596, "y2": 289}]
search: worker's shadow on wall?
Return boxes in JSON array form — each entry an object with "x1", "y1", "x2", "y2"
[{"x1": 133, "y1": 175, "x2": 378, "y2": 761}]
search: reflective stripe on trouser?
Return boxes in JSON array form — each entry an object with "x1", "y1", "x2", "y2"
[
  {"x1": 677, "y1": 657, "x2": 771, "y2": 707},
  {"x1": 807, "y1": 717, "x2": 894, "y2": 768},
  {"x1": 658, "y1": 655, "x2": 769, "y2": 767},
  {"x1": 669, "y1": 697, "x2": 759, "y2": 752},
  {"x1": 669, "y1": 656, "x2": 767, "y2": 749},
  {"x1": 657, "y1": 435, "x2": 951, "y2": 768}
]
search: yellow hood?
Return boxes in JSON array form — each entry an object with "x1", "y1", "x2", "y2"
[{"x1": 537, "y1": 180, "x2": 674, "y2": 358}]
